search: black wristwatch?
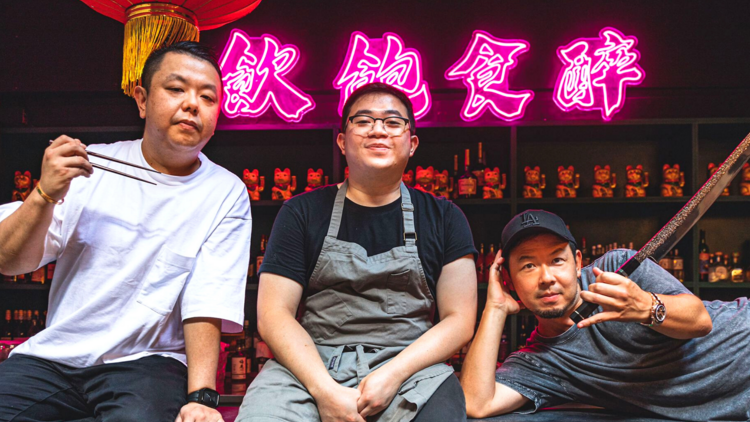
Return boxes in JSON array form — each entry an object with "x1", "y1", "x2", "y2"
[{"x1": 187, "y1": 388, "x2": 220, "y2": 409}]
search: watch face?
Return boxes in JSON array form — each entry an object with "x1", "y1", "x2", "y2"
[
  {"x1": 655, "y1": 304, "x2": 667, "y2": 323},
  {"x1": 202, "y1": 390, "x2": 220, "y2": 408}
]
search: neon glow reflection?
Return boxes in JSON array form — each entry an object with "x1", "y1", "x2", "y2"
[
  {"x1": 219, "y1": 30, "x2": 315, "y2": 122},
  {"x1": 445, "y1": 30, "x2": 534, "y2": 122},
  {"x1": 334, "y1": 31, "x2": 431, "y2": 119},
  {"x1": 553, "y1": 27, "x2": 645, "y2": 121}
]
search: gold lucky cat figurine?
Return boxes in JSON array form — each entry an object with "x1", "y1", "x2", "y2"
[
  {"x1": 414, "y1": 166, "x2": 436, "y2": 196},
  {"x1": 483, "y1": 167, "x2": 506, "y2": 199},
  {"x1": 523, "y1": 166, "x2": 546, "y2": 198},
  {"x1": 271, "y1": 168, "x2": 297, "y2": 200},
  {"x1": 556, "y1": 166, "x2": 580, "y2": 198},
  {"x1": 434, "y1": 170, "x2": 453, "y2": 199},
  {"x1": 592, "y1": 165, "x2": 616, "y2": 198},
  {"x1": 660, "y1": 164, "x2": 685, "y2": 197},
  {"x1": 243, "y1": 169, "x2": 265, "y2": 201},
  {"x1": 305, "y1": 168, "x2": 328, "y2": 192},
  {"x1": 625, "y1": 165, "x2": 649, "y2": 197},
  {"x1": 12, "y1": 171, "x2": 33, "y2": 202}
]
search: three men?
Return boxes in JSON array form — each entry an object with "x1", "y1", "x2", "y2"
[
  {"x1": 461, "y1": 209, "x2": 750, "y2": 420},
  {"x1": 236, "y1": 83, "x2": 478, "y2": 422},
  {"x1": 0, "y1": 42, "x2": 251, "y2": 422}
]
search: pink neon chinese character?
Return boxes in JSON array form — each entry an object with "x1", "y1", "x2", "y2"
[
  {"x1": 219, "y1": 30, "x2": 315, "y2": 123},
  {"x1": 554, "y1": 27, "x2": 645, "y2": 121},
  {"x1": 334, "y1": 31, "x2": 431, "y2": 119},
  {"x1": 445, "y1": 31, "x2": 534, "y2": 122}
]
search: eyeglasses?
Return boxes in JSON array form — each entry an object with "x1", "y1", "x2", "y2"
[{"x1": 347, "y1": 115, "x2": 411, "y2": 136}]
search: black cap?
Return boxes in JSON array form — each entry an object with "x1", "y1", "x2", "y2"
[{"x1": 501, "y1": 210, "x2": 576, "y2": 259}]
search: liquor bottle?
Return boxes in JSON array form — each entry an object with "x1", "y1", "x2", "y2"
[
  {"x1": 476, "y1": 244, "x2": 485, "y2": 283},
  {"x1": 714, "y1": 252, "x2": 729, "y2": 282},
  {"x1": 731, "y1": 253, "x2": 744, "y2": 283},
  {"x1": 30, "y1": 265, "x2": 46, "y2": 284},
  {"x1": 708, "y1": 254, "x2": 719, "y2": 283},
  {"x1": 580, "y1": 238, "x2": 591, "y2": 267},
  {"x1": 658, "y1": 251, "x2": 673, "y2": 275},
  {"x1": 471, "y1": 143, "x2": 486, "y2": 188},
  {"x1": 484, "y1": 244, "x2": 496, "y2": 283},
  {"x1": 231, "y1": 345, "x2": 247, "y2": 382},
  {"x1": 452, "y1": 154, "x2": 459, "y2": 200},
  {"x1": 699, "y1": 230, "x2": 710, "y2": 282},
  {"x1": 47, "y1": 262, "x2": 56, "y2": 281},
  {"x1": 497, "y1": 333, "x2": 510, "y2": 363},
  {"x1": 458, "y1": 149, "x2": 478, "y2": 198},
  {"x1": 672, "y1": 249, "x2": 684, "y2": 282},
  {"x1": 13, "y1": 310, "x2": 26, "y2": 339},
  {"x1": 256, "y1": 235, "x2": 268, "y2": 274}
]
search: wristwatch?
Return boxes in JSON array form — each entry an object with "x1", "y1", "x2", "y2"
[
  {"x1": 640, "y1": 292, "x2": 666, "y2": 327},
  {"x1": 187, "y1": 388, "x2": 220, "y2": 409}
]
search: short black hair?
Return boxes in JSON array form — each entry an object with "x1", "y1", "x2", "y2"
[
  {"x1": 140, "y1": 41, "x2": 223, "y2": 92},
  {"x1": 340, "y1": 82, "x2": 416, "y2": 135}
]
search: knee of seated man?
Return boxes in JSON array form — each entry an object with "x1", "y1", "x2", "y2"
[{"x1": 98, "y1": 395, "x2": 185, "y2": 422}]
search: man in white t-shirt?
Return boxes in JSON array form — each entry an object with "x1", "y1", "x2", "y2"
[{"x1": 0, "y1": 42, "x2": 251, "y2": 422}]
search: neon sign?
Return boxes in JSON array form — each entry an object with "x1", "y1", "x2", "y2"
[
  {"x1": 553, "y1": 27, "x2": 645, "y2": 121},
  {"x1": 334, "y1": 31, "x2": 431, "y2": 119},
  {"x1": 445, "y1": 31, "x2": 534, "y2": 122},
  {"x1": 219, "y1": 30, "x2": 315, "y2": 122}
]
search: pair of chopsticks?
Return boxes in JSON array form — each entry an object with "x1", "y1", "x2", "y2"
[{"x1": 49, "y1": 140, "x2": 159, "y2": 185}]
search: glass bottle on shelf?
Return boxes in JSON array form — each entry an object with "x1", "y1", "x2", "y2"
[
  {"x1": 1, "y1": 310, "x2": 11, "y2": 340},
  {"x1": 476, "y1": 244, "x2": 485, "y2": 283},
  {"x1": 658, "y1": 251, "x2": 673, "y2": 275},
  {"x1": 730, "y1": 253, "x2": 743, "y2": 283},
  {"x1": 458, "y1": 149, "x2": 478, "y2": 198},
  {"x1": 672, "y1": 249, "x2": 684, "y2": 282},
  {"x1": 699, "y1": 230, "x2": 710, "y2": 282},
  {"x1": 256, "y1": 235, "x2": 268, "y2": 277},
  {"x1": 471, "y1": 142, "x2": 485, "y2": 188},
  {"x1": 13, "y1": 310, "x2": 26, "y2": 339},
  {"x1": 580, "y1": 238, "x2": 591, "y2": 267},
  {"x1": 47, "y1": 262, "x2": 56, "y2": 281},
  {"x1": 707, "y1": 253, "x2": 718, "y2": 283},
  {"x1": 452, "y1": 154, "x2": 459, "y2": 199},
  {"x1": 714, "y1": 252, "x2": 728, "y2": 282},
  {"x1": 484, "y1": 244, "x2": 496, "y2": 284}
]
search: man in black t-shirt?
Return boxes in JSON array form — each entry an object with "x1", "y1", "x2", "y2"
[{"x1": 236, "y1": 83, "x2": 477, "y2": 422}]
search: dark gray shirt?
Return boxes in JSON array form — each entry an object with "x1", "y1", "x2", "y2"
[{"x1": 496, "y1": 249, "x2": 750, "y2": 421}]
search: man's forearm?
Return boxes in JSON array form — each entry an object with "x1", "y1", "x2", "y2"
[
  {"x1": 258, "y1": 310, "x2": 337, "y2": 398},
  {"x1": 461, "y1": 306, "x2": 506, "y2": 411},
  {"x1": 381, "y1": 311, "x2": 474, "y2": 383},
  {"x1": 0, "y1": 193, "x2": 55, "y2": 275},
  {"x1": 652, "y1": 293, "x2": 712, "y2": 339},
  {"x1": 184, "y1": 317, "x2": 222, "y2": 392}
]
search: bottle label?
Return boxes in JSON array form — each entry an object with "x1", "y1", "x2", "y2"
[
  {"x1": 458, "y1": 179, "x2": 477, "y2": 195},
  {"x1": 699, "y1": 253, "x2": 709, "y2": 276},
  {"x1": 673, "y1": 259, "x2": 684, "y2": 270},
  {"x1": 231, "y1": 381, "x2": 247, "y2": 394},
  {"x1": 232, "y1": 357, "x2": 247, "y2": 380},
  {"x1": 658, "y1": 257, "x2": 673, "y2": 271}
]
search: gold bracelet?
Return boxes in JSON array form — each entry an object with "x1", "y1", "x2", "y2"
[{"x1": 36, "y1": 184, "x2": 64, "y2": 205}]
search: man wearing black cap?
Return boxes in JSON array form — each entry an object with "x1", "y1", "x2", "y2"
[{"x1": 458, "y1": 210, "x2": 750, "y2": 420}]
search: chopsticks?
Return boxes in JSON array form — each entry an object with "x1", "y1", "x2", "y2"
[{"x1": 49, "y1": 140, "x2": 159, "y2": 185}]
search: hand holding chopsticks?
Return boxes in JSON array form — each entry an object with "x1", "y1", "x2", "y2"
[{"x1": 47, "y1": 139, "x2": 159, "y2": 185}]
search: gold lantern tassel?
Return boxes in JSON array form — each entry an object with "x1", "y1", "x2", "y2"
[{"x1": 122, "y1": 3, "x2": 200, "y2": 97}]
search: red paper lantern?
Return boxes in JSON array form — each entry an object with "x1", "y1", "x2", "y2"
[{"x1": 80, "y1": 0, "x2": 262, "y2": 96}]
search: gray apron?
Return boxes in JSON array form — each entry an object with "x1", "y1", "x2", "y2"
[{"x1": 237, "y1": 181, "x2": 454, "y2": 422}]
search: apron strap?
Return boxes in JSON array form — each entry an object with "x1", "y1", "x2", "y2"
[
  {"x1": 326, "y1": 179, "x2": 349, "y2": 238},
  {"x1": 325, "y1": 180, "x2": 416, "y2": 248},
  {"x1": 400, "y1": 183, "x2": 417, "y2": 247}
]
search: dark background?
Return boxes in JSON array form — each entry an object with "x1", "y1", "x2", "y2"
[{"x1": 2, "y1": 0, "x2": 750, "y2": 127}]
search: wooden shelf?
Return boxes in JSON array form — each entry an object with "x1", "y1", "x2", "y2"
[
  {"x1": 517, "y1": 197, "x2": 688, "y2": 205},
  {"x1": 698, "y1": 282, "x2": 750, "y2": 289}
]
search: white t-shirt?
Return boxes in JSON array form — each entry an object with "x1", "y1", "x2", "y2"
[{"x1": 0, "y1": 139, "x2": 252, "y2": 368}]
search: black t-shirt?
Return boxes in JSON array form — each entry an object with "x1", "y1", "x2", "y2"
[{"x1": 259, "y1": 185, "x2": 477, "y2": 297}]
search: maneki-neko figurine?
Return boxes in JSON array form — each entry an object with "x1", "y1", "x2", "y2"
[
  {"x1": 271, "y1": 168, "x2": 297, "y2": 200},
  {"x1": 434, "y1": 170, "x2": 453, "y2": 199},
  {"x1": 242, "y1": 169, "x2": 265, "y2": 201},
  {"x1": 592, "y1": 165, "x2": 616, "y2": 197},
  {"x1": 708, "y1": 163, "x2": 730, "y2": 196},
  {"x1": 305, "y1": 168, "x2": 328, "y2": 192},
  {"x1": 741, "y1": 163, "x2": 750, "y2": 196},
  {"x1": 660, "y1": 164, "x2": 685, "y2": 197},
  {"x1": 625, "y1": 165, "x2": 649, "y2": 197},
  {"x1": 483, "y1": 167, "x2": 506, "y2": 199},
  {"x1": 12, "y1": 171, "x2": 33, "y2": 202},
  {"x1": 345, "y1": 166, "x2": 350, "y2": 180},
  {"x1": 414, "y1": 166, "x2": 436, "y2": 196},
  {"x1": 402, "y1": 169, "x2": 415, "y2": 187},
  {"x1": 522, "y1": 166, "x2": 546, "y2": 199},
  {"x1": 555, "y1": 166, "x2": 580, "y2": 198}
]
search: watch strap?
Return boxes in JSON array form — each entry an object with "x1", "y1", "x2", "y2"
[
  {"x1": 186, "y1": 388, "x2": 220, "y2": 409},
  {"x1": 640, "y1": 292, "x2": 664, "y2": 327}
]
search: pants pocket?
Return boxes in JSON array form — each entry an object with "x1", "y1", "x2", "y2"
[{"x1": 136, "y1": 247, "x2": 195, "y2": 316}]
